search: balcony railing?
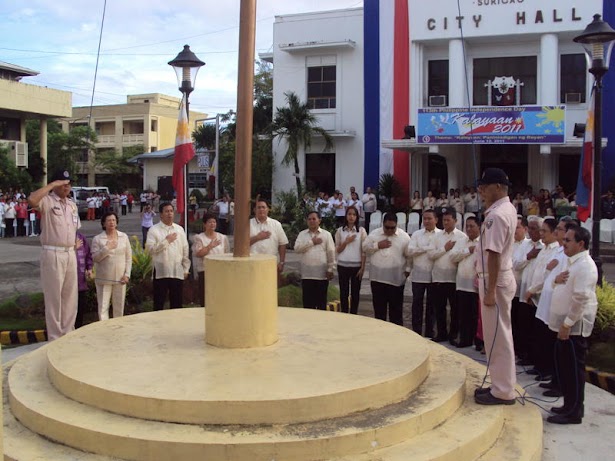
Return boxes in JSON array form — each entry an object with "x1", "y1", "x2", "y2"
[{"x1": 95, "y1": 134, "x2": 144, "y2": 146}]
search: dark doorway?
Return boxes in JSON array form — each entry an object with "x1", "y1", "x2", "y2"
[
  {"x1": 427, "y1": 154, "x2": 448, "y2": 195},
  {"x1": 559, "y1": 154, "x2": 581, "y2": 195},
  {"x1": 481, "y1": 144, "x2": 528, "y2": 193},
  {"x1": 157, "y1": 176, "x2": 174, "y2": 201},
  {"x1": 306, "y1": 153, "x2": 335, "y2": 193}
]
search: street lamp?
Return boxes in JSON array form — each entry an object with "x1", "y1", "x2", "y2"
[
  {"x1": 574, "y1": 14, "x2": 615, "y2": 285},
  {"x1": 168, "y1": 44, "x2": 205, "y2": 233}
]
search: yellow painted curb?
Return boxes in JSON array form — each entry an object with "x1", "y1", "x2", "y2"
[{"x1": 0, "y1": 330, "x2": 47, "y2": 346}]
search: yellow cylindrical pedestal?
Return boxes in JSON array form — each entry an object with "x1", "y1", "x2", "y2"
[{"x1": 205, "y1": 254, "x2": 278, "y2": 348}]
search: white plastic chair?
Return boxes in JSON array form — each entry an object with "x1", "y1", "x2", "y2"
[
  {"x1": 407, "y1": 212, "x2": 420, "y2": 235},
  {"x1": 581, "y1": 218, "x2": 592, "y2": 233},
  {"x1": 368, "y1": 210, "x2": 383, "y2": 234},
  {"x1": 396, "y1": 212, "x2": 407, "y2": 230},
  {"x1": 600, "y1": 219, "x2": 613, "y2": 243}
]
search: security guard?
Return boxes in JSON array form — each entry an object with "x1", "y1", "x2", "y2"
[
  {"x1": 474, "y1": 168, "x2": 518, "y2": 405},
  {"x1": 29, "y1": 170, "x2": 80, "y2": 341}
]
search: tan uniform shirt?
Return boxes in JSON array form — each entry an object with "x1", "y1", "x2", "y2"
[
  {"x1": 477, "y1": 196, "x2": 517, "y2": 275},
  {"x1": 39, "y1": 192, "x2": 79, "y2": 247}
]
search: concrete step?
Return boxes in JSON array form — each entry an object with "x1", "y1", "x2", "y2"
[{"x1": 7, "y1": 346, "x2": 472, "y2": 461}]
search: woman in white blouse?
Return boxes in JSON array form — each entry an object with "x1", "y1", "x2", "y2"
[
  {"x1": 347, "y1": 191, "x2": 363, "y2": 224},
  {"x1": 423, "y1": 190, "x2": 436, "y2": 211},
  {"x1": 92, "y1": 212, "x2": 132, "y2": 320},
  {"x1": 193, "y1": 213, "x2": 230, "y2": 307},
  {"x1": 335, "y1": 206, "x2": 367, "y2": 314}
]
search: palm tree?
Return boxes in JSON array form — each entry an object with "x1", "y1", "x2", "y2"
[{"x1": 270, "y1": 91, "x2": 333, "y2": 198}]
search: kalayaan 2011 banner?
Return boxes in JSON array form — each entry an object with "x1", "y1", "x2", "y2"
[{"x1": 417, "y1": 106, "x2": 566, "y2": 144}]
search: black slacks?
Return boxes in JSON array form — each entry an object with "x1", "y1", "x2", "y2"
[
  {"x1": 411, "y1": 282, "x2": 434, "y2": 336},
  {"x1": 515, "y1": 301, "x2": 536, "y2": 362},
  {"x1": 372, "y1": 281, "x2": 404, "y2": 326},
  {"x1": 153, "y1": 277, "x2": 184, "y2": 310},
  {"x1": 432, "y1": 282, "x2": 456, "y2": 340},
  {"x1": 554, "y1": 336, "x2": 587, "y2": 416},
  {"x1": 302, "y1": 279, "x2": 329, "y2": 310},
  {"x1": 456, "y1": 290, "x2": 479, "y2": 346},
  {"x1": 338, "y1": 265, "x2": 362, "y2": 314}
]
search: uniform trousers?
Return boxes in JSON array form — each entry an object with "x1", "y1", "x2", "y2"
[
  {"x1": 456, "y1": 290, "x2": 479, "y2": 346},
  {"x1": 41, "y1": 248, "x2": 78, "y2": 341},
  {"x1": 554, "y1": 336, "x2": 587, "y2": 417},
  {"x1": 338, "y1": 265, "x2": 361, "y2": 314},
  {"x1": 432, "y1": 282, "x2": 456, "y2": 340},
  {"x1": 302, "y1": 279, "x2": 329, "y2": 310},
  {"x1": 478, "y1": 271, "x2": 516, "y2": 400},
  {"x1": 153, "y1": 277, "x2": 184, "y2": 310},
  {"x1": 371, "y1": 281, "x2": 404, "y2": 326},
  {"x1": 95, "y1": 282, "x2": 127, "y2": 320},
  {"x1": 411, "y1": 282, "x2": 434, "y2": 336}
]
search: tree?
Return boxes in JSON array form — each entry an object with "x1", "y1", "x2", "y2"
[
  {"x1": 378, "y1": 173, "x2": 403, "y2": 210},
  {"x1": 25, "y1": 119, "x2": 96, "y2": 184},
  {"x1": 270, "y1": 91, "x2": 333, "y2": 199},
  {"x1": 0, "y1": 147, "x2": 33, "y2": 193},
  {"x1": 93, "y1": 145, "x2": 143, "y2": 191}
]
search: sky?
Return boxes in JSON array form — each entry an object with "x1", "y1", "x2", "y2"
[{"x1": 1, "y1": 0, "x2": 363, "y2": 117}]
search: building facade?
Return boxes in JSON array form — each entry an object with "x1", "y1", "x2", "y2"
[
  {"x1": 269, "y1": 0, "x2": 615, "y2": 202},
  {"x1": 0, "y1": 60, "x2": 72, "y2": 183},
  {"x1": 61, "y1": 93, "x2": 206, "y2": 186}
]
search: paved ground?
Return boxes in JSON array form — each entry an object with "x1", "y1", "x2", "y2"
[{"x1": 1, "y1": 211, "x2": 615, "y2": 460}]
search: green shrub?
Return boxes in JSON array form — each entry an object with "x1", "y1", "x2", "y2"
[
  {"x1": 595, "y1": 279, "x2": 615, "y2": 339},
  {"x1": 0, "y1": 299, "x2": 21, "y2": 319},
  {"x1": 277, "y1": 283, "x2": 340, "y2": 308}
]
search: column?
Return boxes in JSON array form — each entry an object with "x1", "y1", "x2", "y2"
[
  {"x1": 40, "y1": 117, "x2": 48, "y2": 185},
  {"x1": 448, "y1": 39, "x2": 467, "y2": 107},
  {"x1": 540, "y1": 34, "x2": 559, "y2": 105}
]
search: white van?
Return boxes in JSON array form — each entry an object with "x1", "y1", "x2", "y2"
[{"x1": 71, "y1": 186, "x2": 110, "y2": 216}]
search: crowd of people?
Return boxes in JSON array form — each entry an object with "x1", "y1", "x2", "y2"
[{"x1": 17, "y1": 166, "x2": 599, "y2": 428}]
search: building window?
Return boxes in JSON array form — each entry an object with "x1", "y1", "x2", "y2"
[
  {"x1": 306, "y1": 153, "x2": 335, "y2": 193},
  {"x1": 560, "y1": 54, "x2": 587, "y2": 104},
  {"x1": 307, "y1": 65, "x2": 336, "y2": 109},
  {"x1": 473, "y1": 56, "x2": 537, "y2": 106},
  {"x1": 428, "y1": 60, "x2": 449, "y2": 106},
  {"x1": 188, "y1": 173, "x2": 208, "y2": 189},
  {"x1": 151, "y1": 119, "x2": 158, "y2": 132}
]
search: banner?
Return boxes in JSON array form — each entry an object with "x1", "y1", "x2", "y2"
[{"x1": 417, "y1": 105, "x2": 566, "y2": 144}]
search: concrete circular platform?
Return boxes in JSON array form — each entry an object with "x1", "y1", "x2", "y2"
[{"x1": 45, "y1": 308, "x2": 430, "y2": 425}]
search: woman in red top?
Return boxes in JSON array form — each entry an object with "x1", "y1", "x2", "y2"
[{"x1": 15, "y1": 198, "x2": 28, "y2": 237}]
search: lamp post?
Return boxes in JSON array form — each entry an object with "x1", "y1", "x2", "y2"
[
  {"x1": 168, "y1": 45, "x2": 205, "y2": 233},
  {"x1": 574, "y1": 14, "x2": 615, "y2": 285}
]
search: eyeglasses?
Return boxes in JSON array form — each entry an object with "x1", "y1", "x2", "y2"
[{"x1": 383, "y1": 225, "x2": 397, "y2": 230}]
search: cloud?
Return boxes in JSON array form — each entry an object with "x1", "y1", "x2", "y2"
[{"x1": 2, "y1": 0, "x2": 363, "y2": 114}]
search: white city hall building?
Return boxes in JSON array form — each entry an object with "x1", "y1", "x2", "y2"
[{"x1": 266, "y1": 0, "x2": 615, "y2": 202}]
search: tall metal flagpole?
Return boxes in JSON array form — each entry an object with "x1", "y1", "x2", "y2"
[
  {"x1": 233, "y1": 0, "x2": 257, "y2": 257},
  {"x1": 184, "y1": 95, "x2": 190, "y2": 234}
]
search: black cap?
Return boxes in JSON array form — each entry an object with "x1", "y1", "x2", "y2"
[
  {"x1": 477, "y1": 168, "x2": 512, "y2": 186},
  {"x1": 50, "y1": 169, "x2": 73, "y2": 182}
]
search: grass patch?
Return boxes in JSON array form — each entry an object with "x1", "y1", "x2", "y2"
[
  {"x1": 0, "y1": 318, "x2": 46, "y2": 330},
  {"x1": 587, "y1": 342, "x2": 615, "y2": 374},
  {"x1": 278, "y1": 284, "x2": 340, "y2": 308}
]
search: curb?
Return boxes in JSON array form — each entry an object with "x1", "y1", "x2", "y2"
[
  {"x1": 586, "y1": 366, "x2": 615, "y2": 395},
  {"x1": 0, "y1": 329, "x2": 48, "y2": 346}
]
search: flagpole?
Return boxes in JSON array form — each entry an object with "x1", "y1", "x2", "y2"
[
  {"x1": 233, "y1": 0, "x2": 257, "y2": 258},
  {"x1": 591, "y1": 76, "x2": 603, "y2": 285},
  {"x1": 185, "y1": 95, "x2": 190, "y2": 236}
]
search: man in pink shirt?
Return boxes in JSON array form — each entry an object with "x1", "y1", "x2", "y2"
[{"x1": 474, "y1": 168, "x2": 518, "y2": 405}]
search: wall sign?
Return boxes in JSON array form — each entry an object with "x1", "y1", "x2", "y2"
[{"x1": 417, "y1": 105, "x2": 566, "y2": 144}]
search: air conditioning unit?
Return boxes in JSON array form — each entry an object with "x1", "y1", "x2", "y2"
[
  {"x1": 565, "y1": 92, "x2": 582, "y2": 104},
  {"x1": 429, "y1": 95, "x2": 447, "y2": 107},
  {"x1": 0, "y1": 140, "x2": 29, "y2": 167}
]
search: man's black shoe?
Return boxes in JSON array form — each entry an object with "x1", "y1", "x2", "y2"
[
  {"x1": 474, "y1": 387, "x2": 491, "y2": 396},
  {"x1": 535, "y1": 374, "x2": 553, "y2": 382},
  {"x1": 525, "y1": 368, "x2": 540, "y2": 375},
  {"x1": 431, "y1": 336, "x2": 448, "y2": 343},
  {"x1": 456, "y1": 343, "x2": 472, "y2": 348},
  {"x1": 547, "y1": 414, "x2": 582, "y2": 425},
  {"x1": 543, "y1": 389, "x2": 563, "y2": 398},
  {"x1": 551, "y1": 405, "x2": 584, "y2": 417},
  {"x1": 539, "y1": 381, "x2": 556, "y2": 389},
  {"x1": 475, "y1": 391, "x2": 516, "y2": 406}
]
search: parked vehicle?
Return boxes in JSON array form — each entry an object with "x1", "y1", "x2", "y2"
[{"x1": 71, "y1": 186, "x2": 110, "y2": 217}]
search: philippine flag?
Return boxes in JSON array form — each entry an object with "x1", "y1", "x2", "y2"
[
  {"x1": 575, "y1": 91, "x2": 594, "y2": 223},
  {"x1": 172, "y1": 96, "x2": 195, "y2": 215}
]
